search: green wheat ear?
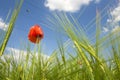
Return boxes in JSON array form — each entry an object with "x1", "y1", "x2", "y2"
[{"x1": 0, "y1": 0, "x2": 24, "y2": 56}]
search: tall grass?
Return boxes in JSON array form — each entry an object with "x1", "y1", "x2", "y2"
[
  {"x1": 0, "y1": 0, "x2": 23, "y2": 56},
  {"x1": 0, "y1": 1, "x2": 120, "y2": 80}
]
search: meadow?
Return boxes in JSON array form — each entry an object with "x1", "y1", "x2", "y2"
[{"x1": 0, "y1": 0, "x2": 120, "y2": 80}]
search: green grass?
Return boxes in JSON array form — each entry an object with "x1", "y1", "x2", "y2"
[
  {"x1": 0, "y1": 0, "x2": 120, "y2": 80},
  {"x1": 0, "y1": 0, "x2": 23, "y2": 56}
]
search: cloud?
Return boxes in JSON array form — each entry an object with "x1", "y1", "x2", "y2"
[
  {"x1": 109, "y1": 4, "x2": 120, "y2": 23},
  {"x1": 45, "y1": 0, "x2": 101, "y2": 12},
  {"x1": 2, "y1": 47, "x2": 49, "y2": 62},
  {"x1": 0, "y1": 18, "x2": 8, "y2": 31},
  {"x1": 103, "y1": 2, "x2": 120, "y2": 32},
  {"x1": 103, "y1": 27, "x2": 109, "y2": 32},
  {"x1": 45, "y1": 0, "x2": 94, "y2": 12},
  {"x1": 95, "y1": 0, "x2": 100, "y2": 3}
]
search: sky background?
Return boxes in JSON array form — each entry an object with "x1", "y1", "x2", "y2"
[{"x1": 0, "y1": 0, "x2": 119, "y2": 56}]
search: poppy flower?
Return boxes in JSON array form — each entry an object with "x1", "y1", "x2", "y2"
[{"x1": 28, "y1": 24, "x2": 44, "y2": 44}]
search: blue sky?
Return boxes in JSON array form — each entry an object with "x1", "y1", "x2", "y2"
[{"x1": 0, "y1": 0, "x2": 119, "y2": 55}]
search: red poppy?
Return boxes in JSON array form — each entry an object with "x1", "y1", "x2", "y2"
[{"x1": 28, "y1": 24, "x2": 44, "y2": 44}]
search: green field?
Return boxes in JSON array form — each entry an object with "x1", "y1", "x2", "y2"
[{"x1": 0, "y1": 0, "x2": 120, "y2": 80}]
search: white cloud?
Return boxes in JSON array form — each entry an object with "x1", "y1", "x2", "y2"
[
  {"x1": 109, "y1": 4, "x2": 120, "y2": 23},
  {"x1": 103, "y1": 27, "x2": 109, "y2": 32},
  {"x1": 94, "y1": 0, "x2": 100, "y2": 3},
  {"x1": 45, "y1": 0, "x2": 101, "y2": 12},
  {"x1": 2, "y1": 47, "x2": 49, "y2": 62},
  {"x1": 104, "y1": 2, "x2": 120, "y2": 32},
  {"x1": 0, "y1": 47, "x2": 50, "y2": 71},
  {"x1": 45, "y1": 0, "x2": 93, "y2": 12},
  {"x1": 0, "y1": 18, "x2": 8, "y2": 31}
]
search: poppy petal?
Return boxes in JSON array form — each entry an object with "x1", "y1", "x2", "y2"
[{"x1": 28, "y1": 24, "x2": 44, "y2": 44}]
